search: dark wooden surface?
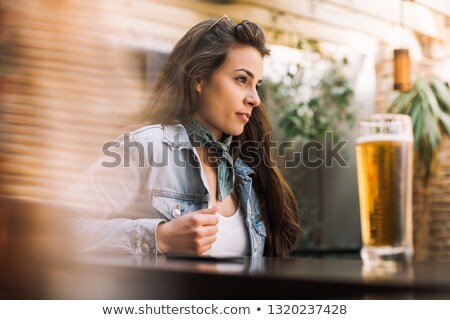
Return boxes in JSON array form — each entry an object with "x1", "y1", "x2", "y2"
[
  {"x1": 1, "y1": 196, "x2": 450, "y2": 299},
  {"x1": 19, "y1": 254, "x2": 448, "y2": 299},
  {"x1": 3, "y1": 248, "x2": 450, "y2": 300}
]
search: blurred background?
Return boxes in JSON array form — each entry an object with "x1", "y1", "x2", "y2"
[{"x1": 0, "y1": 0, "x2": 449, "y2": 263}]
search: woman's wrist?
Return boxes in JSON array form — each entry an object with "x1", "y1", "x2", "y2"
[{"x1": 155, "y1": 221, "x2": 169, "y2": 254}]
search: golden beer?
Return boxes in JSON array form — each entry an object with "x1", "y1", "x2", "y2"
[
  {"x1": 356, "y1": 114, "x2": 414, "y2": 266},
  {"x1": 356, "y1": 136, "x2": 413, "y2": 247}
]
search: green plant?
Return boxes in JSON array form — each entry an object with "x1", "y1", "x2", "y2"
[
  {"x1": 260, "y1": 57, "x2": 355, "y2": 249},
  {"x1": 389, "y1": 77, "x2": 450, "y2": 183},
  {"x1": 277, "y1": 59, "x2": 355, "y2": 142}
]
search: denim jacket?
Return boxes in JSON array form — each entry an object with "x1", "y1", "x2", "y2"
[{"x1": 66, "y1": 124, "x2": 266, "y2": 256}]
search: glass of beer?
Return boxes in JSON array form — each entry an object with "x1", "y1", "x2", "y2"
[{"x1": 356, "y1": 114, "x2": 413, "y2": 268}]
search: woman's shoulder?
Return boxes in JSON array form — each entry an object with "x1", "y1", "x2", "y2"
[
  {"x1": 126, "y1": 123, "x2": 187, "y2": 143},
  {"x1": 131, "y1": 124, "x2": 164, "y2": 138}
]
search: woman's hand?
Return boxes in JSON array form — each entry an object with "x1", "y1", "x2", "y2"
[{"x1": 156, "y1": 206, "x2": 219, "y2": 255}]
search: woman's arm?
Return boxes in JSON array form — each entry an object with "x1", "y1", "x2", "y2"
[
  {"x1": 63, "y1": 132, "x2": 165, "y2": 255},
  {"x1": 63, "y1": 131, "x2": 219, "y2": 255}
]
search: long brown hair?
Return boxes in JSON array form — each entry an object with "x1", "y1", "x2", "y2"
[{"x1": 141, "y1": 17, "x2": 300, "y2": 257}]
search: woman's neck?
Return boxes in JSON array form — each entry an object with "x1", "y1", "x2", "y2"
[{"x1": 192, "y1": 115, "x2": 222, "y2": 141}]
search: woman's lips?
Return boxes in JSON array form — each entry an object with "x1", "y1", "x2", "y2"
[{"x1": 236, "y1": 112, "x2": 251, "y2": 122}]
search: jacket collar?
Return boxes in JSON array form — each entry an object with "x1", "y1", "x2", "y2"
[
  {"x1": 162, "y1": 123, "x2": 192, "y2": 150},
  {"x1": 162, "y1": 124, "x2": 255, "y2": 178},
  {"x1": 234, "y1": 158, "x2": 255, "y2": 179}
]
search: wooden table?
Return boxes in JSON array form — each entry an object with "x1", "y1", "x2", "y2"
[
  {"x1": 1, "y1": 196, "x2": 449, "y2": 299},
  {"x1": 21, "y1": 254, "x2": 449, "y2": 299}
]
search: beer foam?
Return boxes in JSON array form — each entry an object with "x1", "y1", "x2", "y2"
[{"x1": 356, "y1": 134, "x2": 413, "y2": 144}]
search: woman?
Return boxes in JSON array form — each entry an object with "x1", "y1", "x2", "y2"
[{"x1": 68, "y1": 16, "x2": 300, "y2": 257}]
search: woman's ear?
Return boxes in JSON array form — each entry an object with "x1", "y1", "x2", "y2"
[{"x1": 195, "y1": 80, "x2": 203, "y2": 94}]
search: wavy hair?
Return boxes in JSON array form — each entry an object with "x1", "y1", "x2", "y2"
[{"x1": 141, "y1": 17, "x2": 300, "y2": 257}]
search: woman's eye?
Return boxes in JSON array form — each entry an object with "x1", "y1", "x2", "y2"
[{"x1": 236, "y1": 77, "x2": 247, "y2": 84}]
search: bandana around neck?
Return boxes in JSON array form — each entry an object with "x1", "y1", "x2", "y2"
[{"x1": 181, "y1": 116, "x2": 234, "y2": 202}]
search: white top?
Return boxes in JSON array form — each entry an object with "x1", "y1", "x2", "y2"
[{"x1": 204, "y1": 206, "x2": 250, "y2": 257}]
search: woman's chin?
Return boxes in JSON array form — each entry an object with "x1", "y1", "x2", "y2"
[{"x1": 224, "y1": 126, "x2": 245, "y2": 137}]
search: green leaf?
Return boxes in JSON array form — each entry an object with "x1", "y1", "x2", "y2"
[
  {"x1": 431, "y1": 78, "x2": 450, "y2": 111},
  {"x1": 426, "y1": 114, "x2": 441, "y2": 150},
  {"x1": 389, "y1": 90, "x2": 416, "y2": 114},
  {"x1": 420, "y1": 79, "x2": 444, "y2": 117},
  {"x1": 439, "y1": 113, "x2": 450, "y2": 135},
  {"x1": 388, "y1": 77, "x2": 450, "y2": 184}
]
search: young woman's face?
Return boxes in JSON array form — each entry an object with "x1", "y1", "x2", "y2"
[{"x1": 194, "y1": 45, "x2": 263, "y2": 140}]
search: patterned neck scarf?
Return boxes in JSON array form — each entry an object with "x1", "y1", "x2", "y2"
[{"x1": 182, "y1": 116, "x2": 234, "y2": 202}]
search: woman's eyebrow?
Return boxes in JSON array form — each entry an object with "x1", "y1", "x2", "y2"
[{"x1": 234, "y1": 68, "x2": 262, "y2": 82}]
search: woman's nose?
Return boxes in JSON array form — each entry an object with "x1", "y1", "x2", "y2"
[{"x1": 244, "y1": 88, "x2": 261, "y2": 107}]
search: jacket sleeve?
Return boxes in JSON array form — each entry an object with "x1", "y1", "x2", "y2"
[{"x1": 62, "y1": 132, "x2": 166, "y2": 255}]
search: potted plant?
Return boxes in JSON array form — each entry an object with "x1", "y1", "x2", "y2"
[
  {"x1": 389, "y1": 76, "x2": 450, "y2": 260},
  {"x1": 389, "y1": 77, "x2": 450, "y2": 184}
]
